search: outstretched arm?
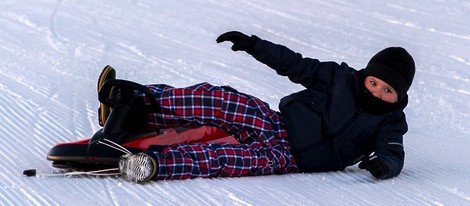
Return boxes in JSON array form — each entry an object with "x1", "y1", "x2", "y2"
[{"x1": 217, "y1": 31, "x2": 340, "y2": 88}]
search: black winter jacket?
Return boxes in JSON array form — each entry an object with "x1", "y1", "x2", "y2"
[{"x1": 249, "y1": 36, "x2": 408, "y2": 179}]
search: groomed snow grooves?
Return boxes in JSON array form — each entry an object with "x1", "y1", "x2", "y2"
[{"x1": 0, "y1": 0, "x2": 469, "y2": 205}]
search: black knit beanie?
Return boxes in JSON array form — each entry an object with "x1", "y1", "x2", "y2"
[{"x1": 364, "y1": 47, "x2": 416, "y2": 100}]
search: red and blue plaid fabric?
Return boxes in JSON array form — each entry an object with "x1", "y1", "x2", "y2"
[{"x1": 137, "y1": 82, "x2": 298, "y2": 180}]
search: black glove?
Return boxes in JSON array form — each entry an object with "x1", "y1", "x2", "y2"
[
  {"x1": 216, "y1": 31, "x2": 256, "y2": 52},
  {"x1": 359, "y1": 156, "x2": 388, "y2": 179}
]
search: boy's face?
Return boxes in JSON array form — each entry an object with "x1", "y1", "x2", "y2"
[{"x1": 364, "y1": 76, "x2": 398, "y2": 103}]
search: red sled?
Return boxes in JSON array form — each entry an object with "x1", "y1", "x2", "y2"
[{"x1": 47, "y1": 126, "x2": 238, "y2": 170}]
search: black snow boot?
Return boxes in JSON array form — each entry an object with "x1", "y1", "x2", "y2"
[{"x1": 89, "y1": 78, "x2": 162, "y2": 153}]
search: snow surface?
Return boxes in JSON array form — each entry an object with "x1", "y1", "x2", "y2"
[{"x1": 0, "y1": 0, "x2": 469, "y2": 205}]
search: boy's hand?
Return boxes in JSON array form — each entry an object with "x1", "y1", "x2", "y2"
[
  {"x1": 359, "y1": 155, "x2": 388, "y2": 179},
  {"x1": 216, "y1": 31, "x2": 256, "y2": 52}
]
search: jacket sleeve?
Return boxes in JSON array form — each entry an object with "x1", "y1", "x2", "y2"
[
  {"x1": 374, "y1": 112, "x2": 408, "y2": 179},
  {"x1": 249, "y1": 36, "x2": 341, "y2": 88}
]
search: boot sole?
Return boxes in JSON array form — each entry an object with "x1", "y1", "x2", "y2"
[{"x1": 97, "y1": 65, "x2": 116, "y2": 126}]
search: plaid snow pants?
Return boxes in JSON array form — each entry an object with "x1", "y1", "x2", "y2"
[{"x1": 137, "y1": 82, "x2": 298, "y2": 180}]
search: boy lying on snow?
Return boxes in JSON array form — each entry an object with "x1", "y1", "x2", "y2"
[{"x1": 98, "y1": 31, "x2": 415, "y2": 182}]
